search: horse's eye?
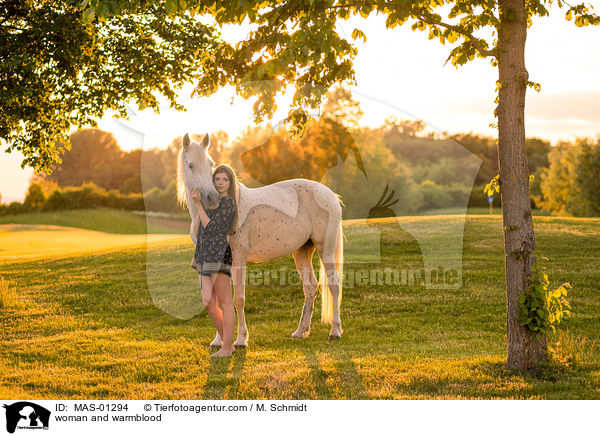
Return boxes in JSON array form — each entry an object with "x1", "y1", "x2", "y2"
[{"x1": 188, "y1": 163, "x2": 193, "y2": 170}]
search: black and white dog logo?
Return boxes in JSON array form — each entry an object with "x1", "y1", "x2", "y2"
[{"x1": 3, "y1": 402, "x2": 50, "y2": 434}]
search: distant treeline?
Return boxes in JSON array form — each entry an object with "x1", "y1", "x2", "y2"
[
  {"x1": 0, "y1": 122, "x2": 554, "y2": 217},
  {"x1": 31, "y1": 129, "x2": 229, "y2": 194},
  {"x1": 532, "y1": 138, "x2": 600, "y2": 217},
  {"x1": 0, "y1": 182, "x2": 178, "y2": 216},
  {"x1": 2, "y1": 88, "x2": 598, "y2": 217},
  {"x1": 224, "y1": 117, "x2": 551, "y2": 217},
  {"x1": 0, "y1": 130, "x2": 229, "y2": 216}
]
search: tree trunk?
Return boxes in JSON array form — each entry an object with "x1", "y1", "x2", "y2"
[{"x1": 497, "y1": 0, "x2": 547, "y2": 370}]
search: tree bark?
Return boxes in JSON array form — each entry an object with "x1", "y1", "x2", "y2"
[{"x1": 497, "y1": 0, "x2": 547, "y2": 370}]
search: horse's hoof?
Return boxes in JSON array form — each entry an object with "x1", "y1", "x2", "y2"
[
  {"x1": 291, "y1": 329, "x2": 310, "y2": 339},
  {"x1": 328, "y1": 326, "x2": 343, "y2": 340},
  {"x1": 234, "y1": 338, "x2": 248, "y2": 348}
]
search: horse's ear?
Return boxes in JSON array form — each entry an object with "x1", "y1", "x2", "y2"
[
  {"x1": 200, "y1": 133, "x2": 210, "y2": 149},
  {"x1": 182, "y1": 133, "x2": 190, "y2": 150}
]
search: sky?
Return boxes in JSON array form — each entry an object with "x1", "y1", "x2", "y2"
[{"x1": 2, "y1": 5, "x2": 600, "y2": 202}]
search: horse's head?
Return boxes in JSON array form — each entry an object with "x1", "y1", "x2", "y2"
[{"x1": 177, "y1": 133, "x2": 220, "y2": 209}]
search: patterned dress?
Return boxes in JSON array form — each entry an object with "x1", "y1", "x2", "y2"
[{"x1": 192, "y1": 195, "x2": 236, "y2": 277}]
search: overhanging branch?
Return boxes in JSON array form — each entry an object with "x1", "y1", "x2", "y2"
[
  {"x1": 326, "y1": 3, "x2": 497, "y2": 58},
  {"x1": 416, "y1": 13, "x2": 497, "y2": 58}
]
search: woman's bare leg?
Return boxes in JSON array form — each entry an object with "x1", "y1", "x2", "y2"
[
  {"x1": 200, "y1": 274, "x2": 223, "y2": 339},
  {"x1": 210, "y1": 272, "x2": 235, "y2": 357}
]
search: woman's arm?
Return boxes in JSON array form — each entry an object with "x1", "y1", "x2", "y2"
[
  {"x1": 202, "y1": 196, "x2": 236, "y2": 237},
  {"x1": 191, "y1": 189, "x2": 211, "y2": 229}
]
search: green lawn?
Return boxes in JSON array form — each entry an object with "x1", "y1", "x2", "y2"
[
  {"x1": 422, "y1": 207, "x2": 552, "y2": 216},
  {"x1": 0, "y1": 210, "x2": 599, "y2": 399},
  {"x1": 0, "y1": 208, "x2": 189, "y2": 234}
]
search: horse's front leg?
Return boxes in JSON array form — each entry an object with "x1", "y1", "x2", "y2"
[
  {"x1": 232, "y1": 254, "x2": 249, "y2": 348},
  {"x1": 210, "y1": 331, "x2": 223, "y2": 348}
]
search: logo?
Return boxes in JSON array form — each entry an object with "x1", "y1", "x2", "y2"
[{"x1": 2, "y1": 402, "x2": 50, "y2": 434}]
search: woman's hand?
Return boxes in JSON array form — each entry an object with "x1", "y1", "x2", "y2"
[
  {"x1": 191, "y1": 189, "x2": 204, "y2": 210},
  {"x1": 192, "y1": 188, "x2": 211, "y2": 229}
]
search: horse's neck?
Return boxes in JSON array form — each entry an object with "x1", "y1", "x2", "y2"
[
  {"x1": 186, "y1": 188, "x2": 198, "y2": 217},
  {"x1": 238, "y1": 185, "x2": 249, "y2": 204}
]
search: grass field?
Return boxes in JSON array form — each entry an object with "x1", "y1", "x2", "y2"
[
  {"x1": 0, "y1": 209, "x2": 599, "y2": 399},
  {"x1": 0, "y1": 208, "x2": 189, "y2": 234}
]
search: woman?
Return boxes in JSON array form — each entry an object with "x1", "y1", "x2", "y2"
[{"x1": 190, "y1": 164, "x2": 239, "y2": 358}]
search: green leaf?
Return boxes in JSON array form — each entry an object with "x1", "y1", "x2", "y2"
[
  {"x1": 447, "y1": 31, "x2": 459, "y2": 43},
  {"x1": 166, "y1": 0, "x2": 178, "y2": 15},
  {"x1": 351, "y1": 28, "x2": 367, "y2": 43},
  {"x1": 82, "y1": 8, "x2": 96, "y2": 23},
  {"x1": 386, "y1": 14, "x2": 399, "y2": 29}
]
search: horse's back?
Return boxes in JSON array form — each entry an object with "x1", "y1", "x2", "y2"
[
  {"x1": 268, "y1": 178, "x2": 333, "y2": 193},
  {"x1": 270, "y1": 179, "x2": 341, "y2": 207},
  {"x1": 234, "y1": 179, "x2": 340, "y2": 262},
  {"x1": 264, "y1": 178, "x2": 341, "y2": 219}
]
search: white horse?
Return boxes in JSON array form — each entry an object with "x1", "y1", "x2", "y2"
[{"x1": 177, "y1": 133, "x2": 344, "y2": 347}]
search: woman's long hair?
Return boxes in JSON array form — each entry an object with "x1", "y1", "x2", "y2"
[{"x1": 213, "y1": 164, "x2": 240, "y2": 235}]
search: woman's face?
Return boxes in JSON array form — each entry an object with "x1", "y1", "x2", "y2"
[{"x1": 214, "y1": 171, "x2": 231, "y2": 195}]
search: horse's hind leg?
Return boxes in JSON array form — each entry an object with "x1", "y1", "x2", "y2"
[
  {"x1": 315, "y1": 241, "x2": 343, "y2": 339},
  {"x1": 291, "y1": 241, "x2": 318, "y2": 339}
]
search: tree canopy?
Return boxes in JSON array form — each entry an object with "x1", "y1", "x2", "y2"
[
  {"x1": 4, "y1": 1, "x2": 599, "y2": 172},
  {"x1": 1, "y1": 0, "x2": 218, "y2": 172},
  {"x1": 77, "y1": 0, "x2": 599, "y2": 125}
]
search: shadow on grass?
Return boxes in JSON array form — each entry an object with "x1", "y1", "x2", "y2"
[
  {"x1": 471, "y1": 357, "x2": 600, "y2": 383},
  {"x1": 202, "y1": 348, "x2": 247, "y2": 400},
  {"x1": 302, "y1": 345, "x2": 371, "y2": 400},
  {"x1": 389, "y1": 357, "x2": 600, "y2": 399}
]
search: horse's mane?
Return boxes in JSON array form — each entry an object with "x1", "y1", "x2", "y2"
[{"x1": 176, "y1": 148, "x2": 188, "y2": 208}]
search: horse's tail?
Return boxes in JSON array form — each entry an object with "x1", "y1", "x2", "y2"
[{"x1": 320, "y1": 221, "x2": 343, "y2": 324}]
